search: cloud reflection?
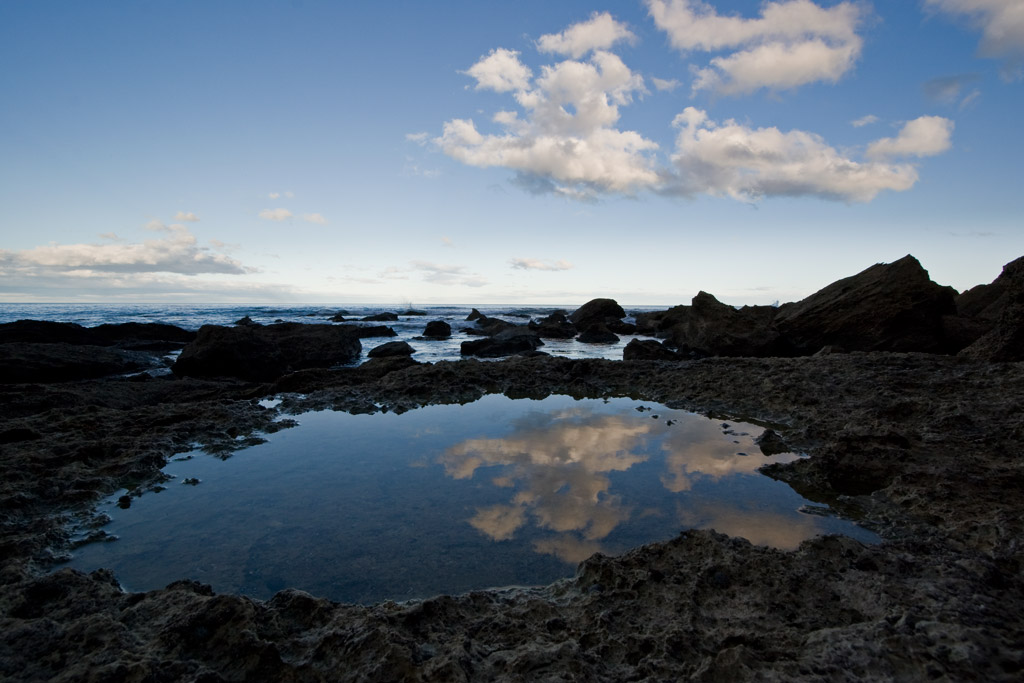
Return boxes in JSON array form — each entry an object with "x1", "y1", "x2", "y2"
[{"x1": 677, "y1": 502, "x2": 824, "y2": 550}]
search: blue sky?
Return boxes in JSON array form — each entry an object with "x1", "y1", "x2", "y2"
[{"x1": 1, "y1": 0, "x2": 1022, "y2": 305}]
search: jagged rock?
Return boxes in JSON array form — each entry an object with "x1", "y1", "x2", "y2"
[
  {"x1": 422, "y1": 321, "x2": 452, "y2": 338},
  {"x1": 569, "y1": 298, "x2": 626, "y2": 329},
  {"x1": 461, "y1": 331, "x2": 543, "y2": 357},
  {"x1": 662, "y1": 292, "x2": 784, "y2": 357},
  {"x1": 466, "y1": 308, "x2": 484, "y2": 321},
  {"x1": 773, "y1": 255, "x2": 957, "y2": 354},
  {"x1": 577, "y1": 324, "x2": 619, "y2": 344},
  {"x1": 623, "y1": 339, "x2": 682, "y2": 361},
  {"x1": 173, "y1": 323, "x2": 362, "y2": 381},
  {"x1": 367, "y1": 341, "x2": 415, "y2": 358},
  {"x1": 959, "y1": 255, "x2": 1024, "y2": 361},
  {"x1": 529, "y1": 312, "x2": 577, "y2": 339},
  {"x1": 361, "y1": 312, "x2": 399, "y2": 322}
]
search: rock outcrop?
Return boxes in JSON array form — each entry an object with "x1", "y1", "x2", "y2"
[
  {"x1": 959, "y1": 255, "x2": 1024, "y2": 361},
  {"x1": 173, "y1": 323, "x2": 363, "y2": 381},
  {"x1": 622, "y1": 339, "x2": 682, "y2": 361},
  {"x1": 367, "y1": 341, "x2": 415, "y2": 358},
  {"x1": 461, "y1": 329, "x2": 543, "y2": 357},
  {"x1": 569, "y1": 298, "x2": 626, "y2": 329},
  {"x1": 528, "y1": 312, "x2": 577, "y2": 339},
  {"x1": 421, "y1": 320, "x2": 452, "y2": 338}
]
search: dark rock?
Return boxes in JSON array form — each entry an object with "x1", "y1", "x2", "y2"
[
  {"x1": 606, "y1": 320, "x2": 637, "y2": 335},
  {"x1": 623, "y1": 339, "x2": 682, "y2": 361},
  {"x1": 234, "y1": 316, "x2": 259, "y2": 326},
  {"x1": 569, "y1": 298, "x2": 626, "y2": 329},
  {"x1": 466, "y1": 315, "x2": 516, "y2": 337},
  {"x1": 173, "y1": 323, "x2": 362, "y2": 381},
  {"x1": 0, "y1": 343, "x2": 153, "y2": 383},
  {"x1": 328, "y1": 313, "x2": 349, "y2": 322},
  {"x1": 343, "y1": 325, "x2": 398, "y2": 339},
  {"x1": 577, "y1": 324, "x2": 619, "y2": 344},
  {"x1": 773, "y1": 255, "x2": 957, "y2": 354},
  {"x1": 367, "y1": 341, "x2": 415, "y2": 358},
  {"x1": 0, "y1": 320, "x2": 98, "y2": 345},
  {"x1": 960, "y1": 255, "x2": 1024, "y2": 361},
  {"x1": 755, "y1": 429, "x2": 789, "y2": 456},
  {"x1": 662, "y1": 292, "x2": 784, "y2": 357},
  {"x1": 0, "y1": 320, "x2": 194, "y2": 351},
  {"x1": 422, "y1": 321, "x2": 452, "y2": 338},
  {"x1": 361, "y1": 312, "x2": 399, "y2": 322},
  {"x1": 0, "y1": 427, "x2": 42, "y2": 444},
  {"x1": 528, "y1": 313, "x2": 577, "y2": 339},
  {"x1": 461, "y1": 331, "x2": 543, "y2": 357},
  {"x1": 400, "y1": 310, "x2": 427, "y2": 316},
  {"x1": 466, "y1": 308, "x2": 484, "y2": 321}
]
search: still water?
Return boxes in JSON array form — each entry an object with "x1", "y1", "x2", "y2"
[{"x1": 66, "y1": 395, "x2": 876, "y2": 604}]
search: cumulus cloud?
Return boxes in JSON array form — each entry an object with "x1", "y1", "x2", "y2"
[
  {"x1": 668, "y1": 107, "x2": 925, "y2": 202},
  {"x1": 174, "y1": 211, "x2": 199, "y2": 222},
  {"x1": 463, "y1": 48, "x2": 533, "y2": 92},
  {"x1": 302, "y1": 213, "x2": 327, "y2": 224},
  {"x1": 865, "y1": 116, "x2": 955, "y2": 159},
  {"x1": 510, "y1": 257, "x2": 573, "y2": 271},
  {"x1": 440, "y1": 48, "x2": 658, "y2": 198},
  {"x1": 536, "y1": 11, "x2": 636, "y2": 58},
  {"x1": 647, "y1": 0, "x2": 865, "y2": 95},
  {"x1": 851, "y1": 114, "x2": 879, "y2": 127},
  {"x1": 0, "y1": 223, "x2": 248, "y2": 277},
  {"x1": 926, "y1": 0, "x2": 1024, "y2": 78},
  {"x1": 259, "y1": 208, "x2": 293, "y2": 221}
]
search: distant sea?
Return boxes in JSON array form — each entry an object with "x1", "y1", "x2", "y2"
[{"x1": 0, "y1": 303, "x2": 666, "y2": 364}]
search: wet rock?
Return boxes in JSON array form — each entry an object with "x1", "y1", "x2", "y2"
[
  {"x1": 367, "y1": 341, "x2": 415, "y2": 358},
  {"x1": 461, "y1": 331, "x2": 543, "y2": 357},
  {"x1": 465, "y1": 315, "x2": 516, "y2": 337},
  {"x1": 577, "y1": 324, "x2": 620, "y2": 344},
  {"x1": 755, "y1": 429, "x2": 789, "y2": 456},
  {"x1": 466, "y1": 308, "x2": 484, "y2": 321},
  {"x1": 361, "y1": 312, "x2": 399, "y2": 322},
  {"x1": 328, "y1": 313, "x2": 349, "y2": 322},
  {"x1": 606, "y1": 320, "x2": 637, "y2": 335},
  {"x1": 661, "y1": 292, "x2": 785, "y2": 357},
  {"x1": 0, "y1": 320, "x2": 194, "y2": 350},
  {"x1": 773, "y1": 255, "x2": 957, "y2": 354},
  {"x1": 529, "y1": 312, "x2": 577, "y2": 339},
  {"x1": 0, "y1": 343, "x2": 153, "y2": 383},
  {"x1": 623, "y1": 339, "x2": 682, "y2": 361},
  {"x1": 234, "y1": 316, "x2": 259, "y2": 326},
  {"x1": 172, "y1": 323, "x2": 362, "y2": 381},
  {"x1": 422, "y1": 321, "x2": 452, "y2": 338},
  {"x1": 400, "y1": 310, "x2": 427, "y2": 316},
  {"x1": 569, "y1": 298, "x2": 626, "y2": 329}
]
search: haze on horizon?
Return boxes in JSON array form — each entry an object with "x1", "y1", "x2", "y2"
[{"x1": 1, "y1": 1, "x2": 1022, "y2": 307}]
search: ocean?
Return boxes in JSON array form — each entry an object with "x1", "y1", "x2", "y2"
[{"x1": 0, "y1": 303, "x2": 666, "y2": 364}]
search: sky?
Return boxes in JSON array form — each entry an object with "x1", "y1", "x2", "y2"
[{"x1": 1, "y1": 0, "x2": 1022, "y2": 306}]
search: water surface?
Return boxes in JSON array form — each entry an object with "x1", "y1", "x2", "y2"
[{"x1": 66, "y1": 395, "x2": 876, "y2": 603}]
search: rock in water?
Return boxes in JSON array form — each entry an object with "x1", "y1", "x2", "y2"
[
  {"x1": 663, "y1": 292, "x2": 783, "y2": 358},
  {"x1": 569, "y1": 298, "x2": 626, "y2": 329},
  {"x1": 422, "y1": 321, "x2": 452, "y2": 338},
  {"x1": 623, "y1": 339, "x2": 682, "y2": 361},
  {"x1": 367, "y1": 341, "x2": 415, "y2": 358},
  {"x1": 773, "y1": 255, "x2": 957, "y2": 354},
  {"x1": 577, "y1": 324, "x2": 619, "y2": 344},
  {"x1": 173, "y1": 323, "x2": 362, "y2": 381},
  {"x1": 461, "y1": 331, "x2": 542, "y2": 357}
]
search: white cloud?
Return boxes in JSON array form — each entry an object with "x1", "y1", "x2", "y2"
[
  {"x1": 0, "y1": 223, "x2": 248, "y2": 276},
  {"x1": 268, "y1": 192, "x2": 280, "y2": 199},
  {"x1": 651, "y1": 76, "x2": 681, "y2": 91},
  {"x1": 441, "y1": 236, "x2": 454, "y2": 247},
  {"x1": 926, "y1": 0, "x2": 1024, "y2": 78},
  {"x1": 302, "y1": 213, "x2": 328, "y2": 224},
  {"x1": 382, "y1": 261, "x2": 488, "y2": 287},
  {"x1": 405, "y1": 132, "x2": 430, "y2": 145},
  {"x1": 865, "y1": 116, "x2": 955, "y2": 159},
  {"x1": 536, "y1": 11, "x2": 636, "y2": 58},
  {"x1": 668, "y1": 107, "x2": 923, "y2": 202},
  {"x1": 440, "y1": 49, "x2": 658, "y2": 198},
  {"x1": 510, "y1": 258, "x2": 574, "y2": 271},
  {"x1": 463, "y1": 48, "x2": 533, "y2": 92},
  {"x1": 174, "y1": 211, "x2": 199, "y2": 222},
  {"x1": 647, "y1": 0, "x2": 865, "y2": 95},
  {"x1": 851, "y1": 114, "x2": 879, "y2": 127},
  {"x1": 259, "y1": 208, "x2": 293, "y2": 221},
  {"x1": 267, "y1": 191, "x2": 294, "y2": 199}
]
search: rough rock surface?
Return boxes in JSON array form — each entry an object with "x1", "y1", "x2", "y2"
[
  {"x1": 0, "y1": 343, "x2": 156, "y2": 383},
  {"x1": 664, "y1": 291, "x2": 784, "y2": 357},
  {"x1": 622, "y1": 339, "x2": 682, "y2": 361},
  {"x1": 569, "y1": 298, "x2": 626, "y2": 329},
  {"x1": 461, "y1": 330, "x2": 543, "y2": 357},
  {"x1": 528, "y1": 312, "x2": 577, "y2": 339},
  {"x1": 959, "y1": 255, "x2": 1024, "y2": 361},
  {"x1": 173, "y1": 323, "x2": 363, "y2": 381},
  {"x1": 367, "y1": 341, "x2": 415, "y2": 358},
  {"x1": 2, "y1": 317, "x2": 1024, "y2": 680},
  {"x1": 773, "y1": 255, "x2": 958, "y2": 354}
]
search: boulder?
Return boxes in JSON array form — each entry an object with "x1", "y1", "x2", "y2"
[
  {"x1": 606, "y1": 320, "x2": 637, "y2": 335},
  {"x1": 0, "y1": 343, "x2": 152, "y2": 383},
  {"x1": 773, "y1": 255, "x2": 957, "y2": 354},
  {"x1": 345, "y1": 325, "x2": 398, "y2": 339},
  {"x1": 461, "y1": 331, "x2": 543, "y2": 358},
  {"x1": 959, "y1": 255, "x2": 1024, "y2": 361},
  {"x1": 367, "y1": 341, "x2": 415, "y2": 358},
  {"x1": 528, "y1": 312, "x2": 577, "y2": 339},
  {"x1": 664, "y1": 292, "x2": 784, "y2": 357},
  {"x1": 569, "y1": 298, "x2": 626, "y2": 329},
  {"x1": 623, "y1": 339, "x2": 682, "y2": 361},
  {"x1": 173, "y1": 323, "x2": 362, "y2": 381},
  {"x1": 466, "y1": 308, "x2": 484, "y2": 321},
  {"x1": 422, "y1": 321, "x2": 452, "y2": 338},
  {"x1": 361, "y1": 312, "x2": 399, "y2": 322},
  {"x1": 577, "y1": 324, "x2": 619, "y2": 344},
  {"x1": 465, "y1": 315, "x2": 516, "y2": 337}
]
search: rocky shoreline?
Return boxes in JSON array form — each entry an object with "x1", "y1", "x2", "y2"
[{"x1": 1, "y1": 256, "x2": 1023, "y2": 681}]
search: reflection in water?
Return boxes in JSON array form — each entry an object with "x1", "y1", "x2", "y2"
[{"x1": 64, "y1": 395, "x2": 877, "y2": 604}]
